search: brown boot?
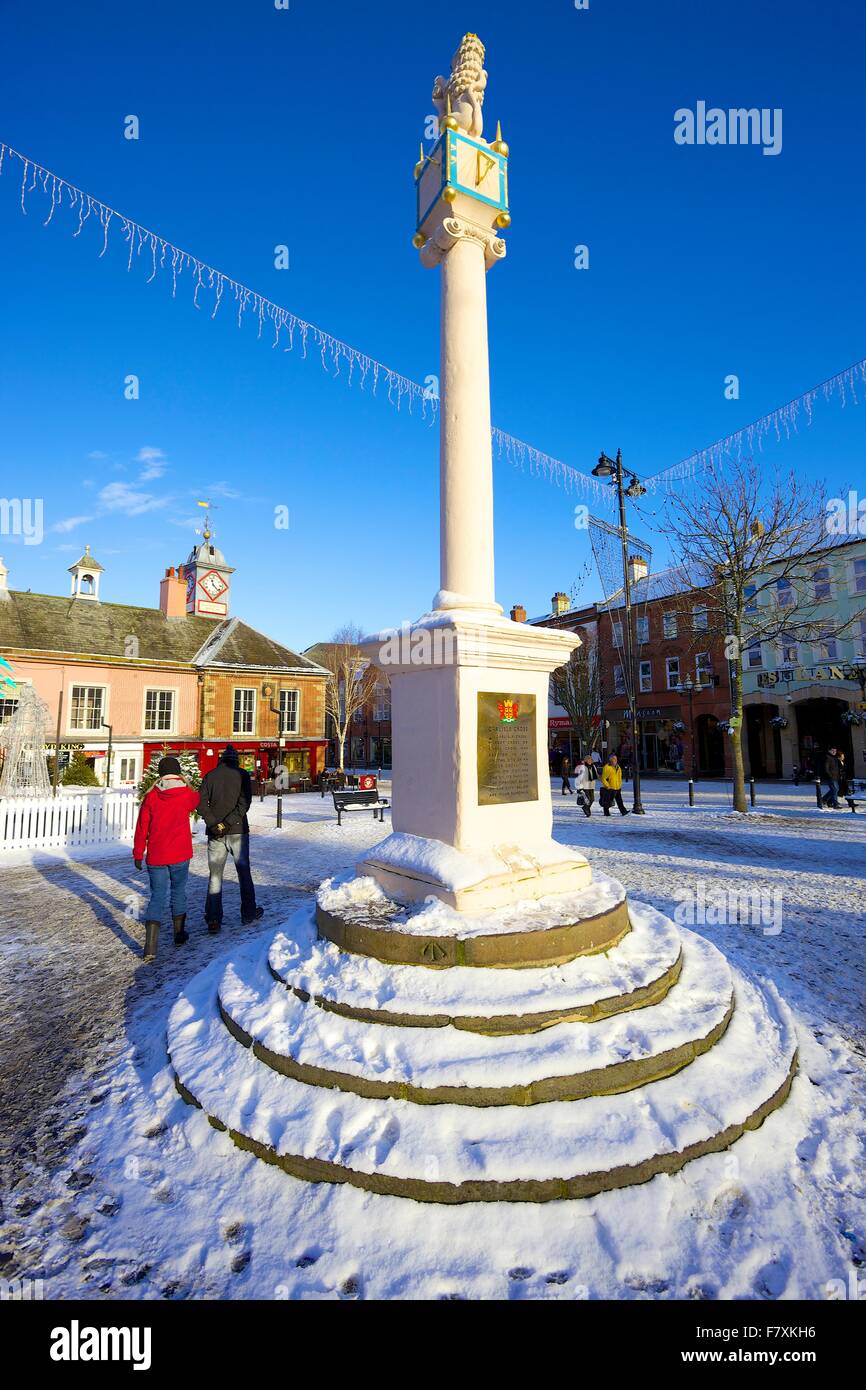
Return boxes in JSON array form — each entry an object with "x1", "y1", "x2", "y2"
[
  {"x1": 172, "y1": 914, "x2": 189, "y2": 946},
  {"x1": 143, "y1": 921, "x2": 159, "y2": 962}
]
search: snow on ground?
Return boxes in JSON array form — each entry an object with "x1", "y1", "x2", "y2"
[{"x1": 0, "y1": 779, "x2": 863, "y2": 1300}]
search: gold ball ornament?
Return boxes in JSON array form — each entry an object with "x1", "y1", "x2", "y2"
[
  {"x1": 442, "y1": 185, "x2": 458, "y2": 203},
  {"x1": 490, "y1": 122, "x2": 509, "y2": 157},
  {"x1": 494, "y1": 211, "x2": 511, "y2": 229},
  {"x1": 412, "y1": 232, "x2": 426, "y2": 249}
]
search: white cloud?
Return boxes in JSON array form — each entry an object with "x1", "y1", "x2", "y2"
[
  {"x1": 97, "y1": 482, "x2": 170, "y2": 517},
  {"x1": 137, "y1": 446, "x2": 168, "y2": 481},
  {"x1": 87, "y1": 450, "x2": 108, "y2": 461},
  {"x1": 51, "y1": 514, "x2": 94, "y2": 534}
]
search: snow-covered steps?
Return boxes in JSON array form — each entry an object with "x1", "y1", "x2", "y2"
[
  {"x1": 168, "y1": 932, "x2": 798, "y2": 1204},
  {"x1": 315, "y1": 871, "x2": 629, "y2": 967},
  {"x1": 223, "y1": 928, "x2": 731, "y2": 1106},
  {"x1": 268, "y1": 900, "x2": 683, "y2": 1035}
]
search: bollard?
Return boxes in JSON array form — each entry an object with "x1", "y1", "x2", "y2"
[
  {"x1": 259, "y1": 777, "x2": 265, "y2": 803},
  {"x1": 688, "y1": 779, "x2": 695, "y2": 807},
  {"x1": 276, "y1": 792, "x2": 282, "y2": 829},
  {"x1": 814, "y1": 778, "x2": 823, "y2": 808},
  {"x1": 749, "y1": 777, "x2": 756, "y2": 807}
]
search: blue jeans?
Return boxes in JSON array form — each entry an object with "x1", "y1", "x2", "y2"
[
  {"x1": 823, "y1": 778, "x2": 840, "y2": 808},
  {"x1": 206, "y1": 833, "x2": 257, "y2": 924},
  {"x1": 146, "y1": 861, "x2": 190, "y2": 921}
]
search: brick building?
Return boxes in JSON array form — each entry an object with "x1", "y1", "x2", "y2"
[
  {"x1": 0, "y1": 538, "x2": 328, "y2": 787},
  {"x1": 516, "y1": 573, "x2": 734, "y2": 777}
]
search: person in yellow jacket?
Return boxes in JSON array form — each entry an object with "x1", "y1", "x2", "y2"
[{"x1": 601, "y1": 754, "x2": 629, "y2": 817}]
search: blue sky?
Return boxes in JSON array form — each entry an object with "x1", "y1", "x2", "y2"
[{"x1": 1, "y1": 0, "x2": 864, "y2": 647}]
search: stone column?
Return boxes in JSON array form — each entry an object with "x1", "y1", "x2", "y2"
[{"x1": 437, "y1": 231, "x2": 496, "y2": 612}]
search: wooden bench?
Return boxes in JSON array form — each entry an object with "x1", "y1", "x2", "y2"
[
  {"x1": 844, "y1": 795, "x2": 863, "y2": 813},
  {"x1": 332, "y1": 788, "x2": 390, "y2": 827}
]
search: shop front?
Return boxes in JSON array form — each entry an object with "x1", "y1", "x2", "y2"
[
  {"x1": 746, "y1": 667, "x2": 865, "y2": 779},
  {"x1": 142, "y1": 737, "x2": 328, "y2": 785}
]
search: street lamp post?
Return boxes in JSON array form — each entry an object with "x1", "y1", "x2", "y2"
[
  {"x1": 675, "y1": 675, "x2": 706, "y2": 783},
  {"x1": 592, "y1": 449, "x2": 647, "y2": 814},
  {"x1": 101, "y1": 720, "x2": 113, "y2": 789}
]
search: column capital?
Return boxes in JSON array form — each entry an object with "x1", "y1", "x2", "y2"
[{"x1": 419, "y1": 216, "x2": 507, "y2": 271}]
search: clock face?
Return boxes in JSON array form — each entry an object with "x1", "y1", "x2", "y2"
[{"x1": 198, "y1": 569, "x2": 228, "y2": 601}]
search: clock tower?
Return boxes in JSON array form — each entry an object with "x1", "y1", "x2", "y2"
[{"x1": 182, "y1": 514, "x2": 234, "y2": 619}]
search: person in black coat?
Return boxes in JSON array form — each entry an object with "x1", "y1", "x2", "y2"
[
  {"x1": 198, "y1": 745, "x2": 264, "y2": 931},
  {"x1": 821, "y1": 747, "x2": 842, "y2": 809}
]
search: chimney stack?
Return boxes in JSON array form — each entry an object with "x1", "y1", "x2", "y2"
[
  {"x1": 551, "y1": 592, "x2": 570, "y2": 616},
  {"x1": 510, "y1": 603, "x2": 527, "y2": 623},
  {"x1": 627, "y1": 555, "x2": 648, "y2": 587},
  {"x1": 160, "y1": 565, "x2": 187, "y2": 618}
]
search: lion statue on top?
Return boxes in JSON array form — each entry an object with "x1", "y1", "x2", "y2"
[{"x1": 432, "y1": 33, "x2": 488, "y2": 140}]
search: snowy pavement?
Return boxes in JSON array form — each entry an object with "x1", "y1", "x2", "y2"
[{"x1": 0, "y1": 780, "x2": 863, "y2": 1300}]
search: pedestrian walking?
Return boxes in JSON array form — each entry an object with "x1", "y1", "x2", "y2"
[
  {"x1": 821, "y1": 747, "x2": 842, "y2": 809},
  {"x1": 132, "y1": 755, "x2": 200, "y2": 962},
  {"x1": 600, "y1": 754, "x2": 630, "y2": 817},
  {"x1": 198, "y1": 745, "x2": 264, "y2": 932},
  {"x1": 560, "y1": 755, "x2": 574, "y2": 795},
  {"x1": 575, "y1": 755, "x2": 596, "y2": 817}
]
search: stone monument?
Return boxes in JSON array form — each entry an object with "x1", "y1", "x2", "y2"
[
  {"x1": 169, "y1": 36, "x2": 798, "y2": 1204},
  {"x1": 355, "y1": 32, "x2": 590, "y2": 914}
]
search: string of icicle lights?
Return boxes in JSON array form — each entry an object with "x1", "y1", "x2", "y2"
[{"x1": 1, "y1": 141, "x2": 863, "y2": 503}]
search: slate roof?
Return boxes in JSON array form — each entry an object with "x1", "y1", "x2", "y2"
[{"x1": 0, "y1": 591, "x2": 325, "y2": 674}]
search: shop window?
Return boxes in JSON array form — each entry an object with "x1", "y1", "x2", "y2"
[
  {"x1": 279, "y1": 688, "x2": 300, "y2": 735},
  {"x1": 662, "y1": 611, "x2": 677, "y2": 639},
  {"x1": 373, "y1": 682, "x2": 391, "y2": 721},
  {"x1": 69, "y1": 684, "x2": 105, "y2": 732},
  {"x1": 666, "y1": 656, "x2": 680, "y2": 689},
  {"x1": 233, "y1": 688, "x2": 255, "y2": 735},
  {"x1": 639, "y1": 660, "x2": 652, "y2": 692},
  {"x1": 144, "y1": 689, "x2": 175, "y2": 733},
  {"x1": 778, "y1": 638, "x2": 798, "y2": 667},
  {"x1": 816, "y1": 632, "x2": 838, "y2": 661},
  {"x1": 813, "y1": 566, "x2": 832, "y2": 603},
  {"x1": 0, "y1": 698, "x2": 17, "y2": 726},
  {"x1": 119, "y1": 756, "x2": 137, "y2": 783}
]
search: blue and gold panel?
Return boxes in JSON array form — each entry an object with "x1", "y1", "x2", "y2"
[{"x1": 415, "y1": 129, "x2": 509, "y2": 233}]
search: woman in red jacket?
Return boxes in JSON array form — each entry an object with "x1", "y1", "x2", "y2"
[{"x1": 133, "y1": 756, "x2": 200, "y2": 962}]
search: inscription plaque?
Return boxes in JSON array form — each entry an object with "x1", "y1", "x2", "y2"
[{"x1": 477, "y1": 692, "x2": 538, "y2": 806}]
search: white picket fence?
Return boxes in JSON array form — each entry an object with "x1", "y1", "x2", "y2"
[{"x1": 0, "y1": 789, "x2": 138, "y2": 854}]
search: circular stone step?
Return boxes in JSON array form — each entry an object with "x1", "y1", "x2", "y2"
[
  {"x1": 218, "y1": 929, "x2": 733, "y2": 1106},
  {"x1": 168, "y1": 928, "x2": 798, "y2": 1204},
  {"x1": 315, "y1": 871, "x2": 629, "y2": 968},
  {"x1": 269, "y1": 897, "x2": 683, "y2": 1035}
]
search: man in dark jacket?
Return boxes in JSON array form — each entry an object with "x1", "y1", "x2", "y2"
[
  {"x1": 198, "y1": 745, "x2": 263, "y2": 931},
  {"x1": 822, "y1": 747, "x2": 842, "y2": 809}
]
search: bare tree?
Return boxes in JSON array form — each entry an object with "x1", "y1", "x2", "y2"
[
  {"x1": 314, "y1": 624, "x2": 378, "y2": 773},
  {"x1": 665, "y1": 459, "x2": 859, "y2": 811},
  {"x1": 551, "y1": 626, "x2": 602, "y2": 756}
]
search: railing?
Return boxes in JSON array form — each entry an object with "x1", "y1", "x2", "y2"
[{"x1": 0, "y1": 789, "x2": 138, "y2": 853}]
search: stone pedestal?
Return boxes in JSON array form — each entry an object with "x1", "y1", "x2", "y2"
[{"x1": 359, "y1": 610, "x2": 588, "y2": 909}]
